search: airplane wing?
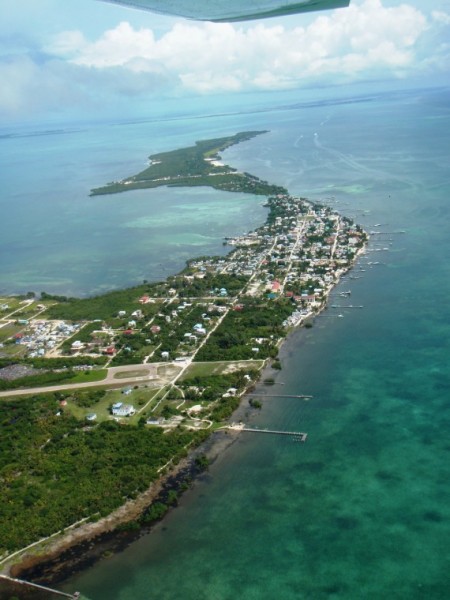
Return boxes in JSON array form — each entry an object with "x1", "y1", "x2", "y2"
[{"x1": 97, "y1": 0, "x2": 350, "y2": 22}]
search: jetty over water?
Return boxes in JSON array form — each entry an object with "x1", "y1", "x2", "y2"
[
  {"x1": 227, "y1": 423, "x2": 307, "y2": 442},
  {"x1": 0, "y1": 574, "x2": 81, "y2": 599},
  {"x1": 247, "y1": 393, "x2": 313, "y2": 399}
]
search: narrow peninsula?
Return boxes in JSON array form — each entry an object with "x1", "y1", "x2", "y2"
[{"x1": 0, "y1": 131, "x2": 368, "y2": 583}]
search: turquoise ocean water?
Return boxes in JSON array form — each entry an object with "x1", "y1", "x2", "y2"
[
  {"x1": 3, "y1": 86, "x2": 450, "y2": 598},
  {"x1": 0, "y1": 117, "x2": 268, "y2": 297}
]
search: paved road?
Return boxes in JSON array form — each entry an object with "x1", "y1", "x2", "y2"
[{"x1": 0, "y1": 363, "x2": 164, "y2": 398}]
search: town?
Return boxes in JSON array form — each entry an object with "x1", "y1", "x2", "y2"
[
  {"x1": 0, "y1": 134, "x2": 367, "y2": 563},
  {"x1": 0, "y1": 192, "x2": 366, "y2": 428}
]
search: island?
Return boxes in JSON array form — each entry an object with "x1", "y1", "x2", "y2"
[
  {"x1": 90, "y1": 130, "x2": 285, "y2": 197},
  {"x1": 0, "y1": 131, "x2": 367, "y2": 584}
]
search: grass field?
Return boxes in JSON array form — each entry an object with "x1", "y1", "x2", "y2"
[
  {"x1": 64, "y1": 386, "x2": 161, "y2": 422},
  {"x1": 181, "y1": 360, "x2": 264, "y2": 380}
]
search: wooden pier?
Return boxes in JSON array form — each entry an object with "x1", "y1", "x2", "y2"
[
  {"x1": 227, "y1": 424, "x2": 307, "y2": 442},
  {"x1": 247, "y1": 393, "x2": 313, "y2": 399},
  {"x1": 331, "y1": 304, "x2": 364, "y2": 309},
  {"x1": 0, "y1": 575, "x2": 80, "y2": 599}
]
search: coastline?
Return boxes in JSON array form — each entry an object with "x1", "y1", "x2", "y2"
[
  {"x1": 4, "y1": 427, "x2": 246, "y2": 586},
  {"x1": 0, "y1": 132, "x2": 368, "y2": 587},
  {"x1": 1, "y1": 247, "x2": 367, "y2": 586}
]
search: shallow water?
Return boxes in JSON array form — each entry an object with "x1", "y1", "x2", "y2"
[
  {"x1": 6, "y1": 86, "x2": 450, "y2": 599},
  {"x1": 0, "y1": 119, "x2": 268, "y2": 297}
]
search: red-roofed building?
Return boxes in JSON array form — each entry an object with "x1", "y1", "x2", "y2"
[
  {"x1": 139, "y1": 295, "x2": 150, "y2": 304},
  {"x1": 271, "y1": 281, "x2": 281, "y2": 292}
]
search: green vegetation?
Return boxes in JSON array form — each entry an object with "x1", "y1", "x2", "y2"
[
  {"x1": 90, "y1": 131, "x2": 286, "y2": 198},
  {"x1": 181, "y1": 360, "x2": 263, "y2": 379},
  {"x1": 0, "y1": 393, "x2": 206, "y2": 553},
  {"x1": 43, "y1": 286, "x2": 161, "y2": 321},
  {"x1": 0, "y1": 323, "x2": 24, "y2": 343},
  {"x1": 170, "y1": 273, "x2": 248, "y2": 298},
  {"x1": 26, "y1": 356, "x2": 107, "y2": 369},
  {"x1": 0, "y1": 368, "x2": 107, "y2": 391},
  {"x1": 194, "y1": 299, "x2": 292, "y2": 361},
  {"x1": 249, "y1": 398, "x2": 262, "y2": 409}
]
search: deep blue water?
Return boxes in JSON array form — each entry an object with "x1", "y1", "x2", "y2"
[{"x1": 3, "y1": 86, "x2": 450, "y2": 598}]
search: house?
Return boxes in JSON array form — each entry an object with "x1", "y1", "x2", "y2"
[
  {"x1": 161, "y1": 351, "x2": 170, "y2": 360},
  {"x1": 182, "y1": 333, "x2": 197, "y2": 343},
  {"x1": 112, "y1": 404, "x2": 135, "y2": 417},
  {"x1": 150, "y1": 325, "x2": 161, "y2": 334},
  {"x1": 271, "y1": 281, "x2": 281, "y2": 292},
  {"x1": 104, "y1": 346, "x2": 116, "y2": 355},
  {"x1": 118, "y1": 310, "x2": 127, "y2": 317},
  {"x1": 139, "y1": 295, "x2": 150, "y2": 304},
  {"x1": 86, "y1": 413, "x2": 97, "y2": 421}
]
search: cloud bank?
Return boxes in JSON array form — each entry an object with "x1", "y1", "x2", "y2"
[
  {"x1": 1, "y1": 0, "x2": 448, "y2": 120},
  {"x1": 49, "y1": 0, "x2": 428, "y2": 91}
]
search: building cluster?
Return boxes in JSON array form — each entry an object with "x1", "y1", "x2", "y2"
[
  {"x1": 0, "y1": 195, "x2": 366, "y2": 367},
  {"x1": 184, "y1": 195, "x2": 366, "y2": 314},
  {"x1": 13, "y1": 320, "x2": 81, "y2": 358}
]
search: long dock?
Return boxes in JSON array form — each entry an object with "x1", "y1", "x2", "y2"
[
  {"x1": 247, "y1": 394, "x2": 313, "y2": 399},
  {"x1": 228, "y1": 425, "x2": 307, "y2": 442},
  {"x1": 0, "y1": 575, "x2": 80, "y2": 599},
  {"x1": 241, "y1": 427, "x2": 307, "y2": 442}
]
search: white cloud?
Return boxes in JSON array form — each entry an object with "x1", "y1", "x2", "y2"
[
  {"x1": 432, "y1": 10, "x2": 450, "y2": 25},
  {"x1": 44, "y1": 0, "x2": 428, "y2": 93},
  {"x1": 4, "y1": 0, "x2": 449, "y2": 121},
  {"x1": 0, "y1": 55, "x2": 81, "y2": 117}
]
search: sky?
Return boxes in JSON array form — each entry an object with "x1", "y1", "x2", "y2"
[{"x1": 1, "y1": 0, "x2": 450, "y2": 125}]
